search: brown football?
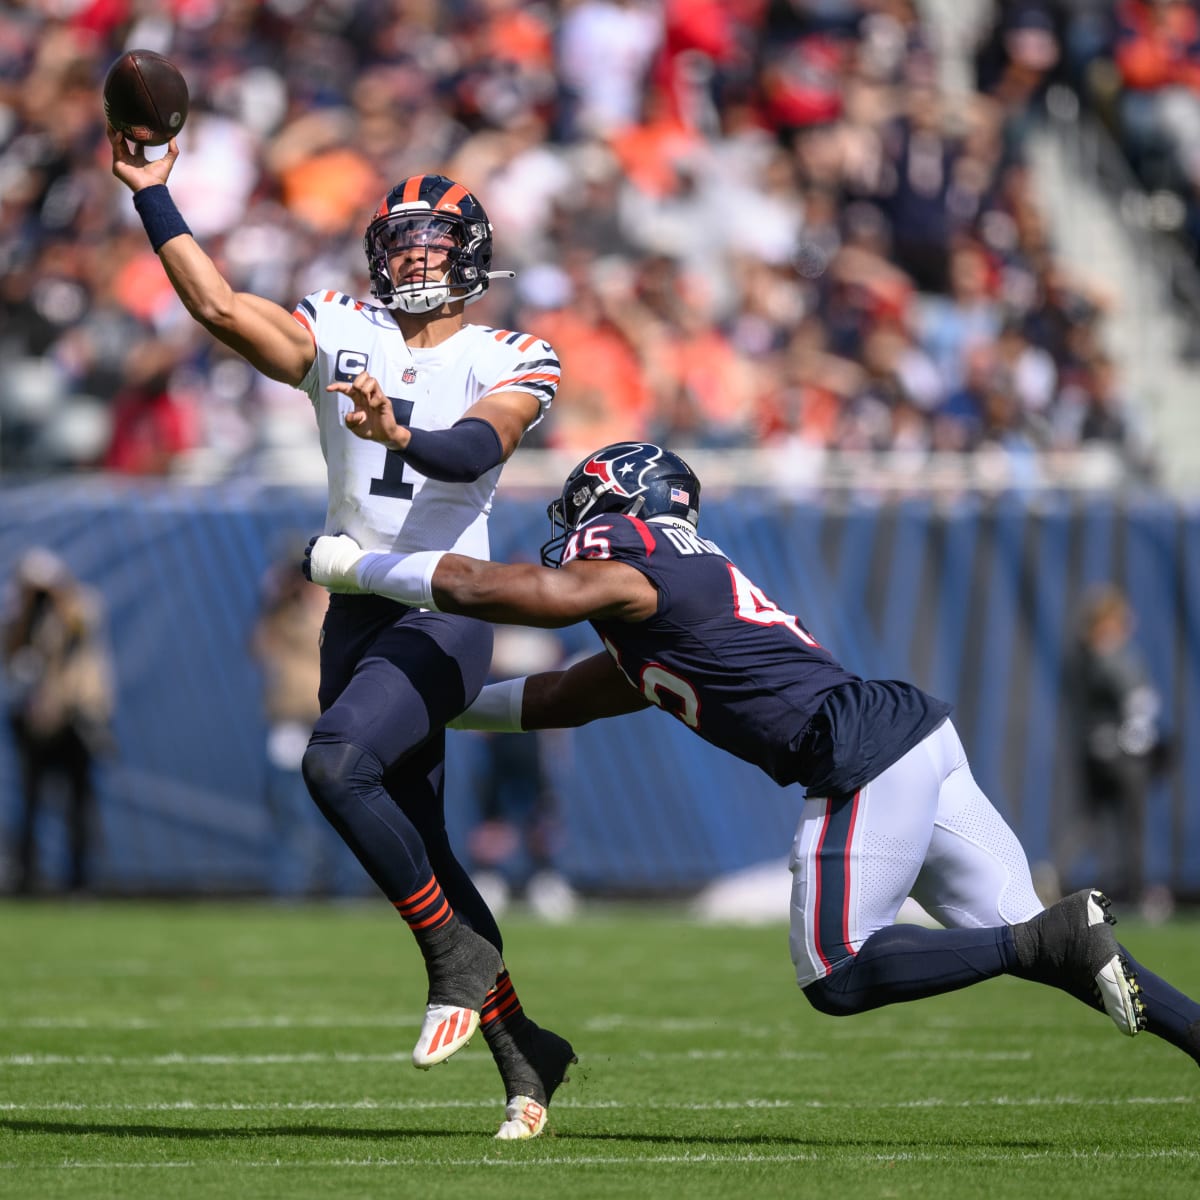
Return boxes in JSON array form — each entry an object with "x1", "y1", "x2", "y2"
[{"x1": 103, "y1": 50, "x2": 189, "y2": 147}]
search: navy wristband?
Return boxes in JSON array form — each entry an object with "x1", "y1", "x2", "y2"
[
  {"x1": 132, "y1": 185, "x2": 192, "y2": 252},
  {"x1": 397, "y1": 418, "x2": 504, "y2": 483}
]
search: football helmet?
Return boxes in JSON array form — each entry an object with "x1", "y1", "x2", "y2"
[
  {"x1": 364, "y1": 174, "x2": 512, "y2": 314},
  {"x1": 540, "y1": 442, "x2": 702, "y2": 566}
]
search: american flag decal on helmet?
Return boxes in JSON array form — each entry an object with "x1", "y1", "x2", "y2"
[{"x1": 671, "y1": 487, "x2": 690, "y2": 505}]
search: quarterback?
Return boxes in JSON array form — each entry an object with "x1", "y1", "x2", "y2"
[
  {"x1": 109, "y1": 129, "x2": 572, "y2": 1139},
  {"x1": 306, "y1": 441, "x2": 1200, "y2": 1071}
]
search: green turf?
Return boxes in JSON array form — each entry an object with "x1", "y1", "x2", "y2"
[{"x1": 0, "y1": 902, "x2": 1197, "y2": 1200}]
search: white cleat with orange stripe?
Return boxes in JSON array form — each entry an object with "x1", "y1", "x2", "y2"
[
  {"x1": 412, "y1": 1004, "x2": 481, "y2": 1068},
  {"x1": 495, "y1": 1096, "x2": 548, "y2": 1140}
]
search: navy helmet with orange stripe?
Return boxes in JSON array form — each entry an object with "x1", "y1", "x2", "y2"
[
  {"x1": 364, "y1": 174, "x2": 513, "y2": 314},
  {"x1": 540, "y1": 442, "x2": 702, "y2": 567}
]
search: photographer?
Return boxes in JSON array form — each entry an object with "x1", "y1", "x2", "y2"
[{"x1": 2, "y1": 549, "x2": 114, "y2": 894}]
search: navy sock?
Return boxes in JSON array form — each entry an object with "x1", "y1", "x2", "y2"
[
  {"x1": 1121, "y1": 947, "x2": 1200, "y2": 1063},
  {"x1": 804, "y1": 924, "x2": 1018, "y2": 1016}
]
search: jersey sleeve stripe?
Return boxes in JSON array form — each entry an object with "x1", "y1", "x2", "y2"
[
  {"x1": 296, "y1": 297, "x2": 317, "y2": 321},
  {"x1": 485, "y1": 370, "x2": 561, "y2": 391},
  {"x1": 492, "y1": 329, "x2": 513, "y2": 342},
  {"x1": 290, "y1": 306, "x2": 316, "y2": 344}
]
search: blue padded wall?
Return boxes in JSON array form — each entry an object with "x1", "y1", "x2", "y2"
[{"x1": 2, "y1": 479, "x2": 1198, "y2": 896}]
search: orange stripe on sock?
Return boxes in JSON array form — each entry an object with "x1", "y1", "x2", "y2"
[
  {"x1": 396, "y1": 877, "x2": 440, "y2": 914},
  {"x1": 482, "y1": 993, "x2": 521, "y2": 1025},
  {"x1": 408, "y1": 897, "x2": 451, "y2": 930}
]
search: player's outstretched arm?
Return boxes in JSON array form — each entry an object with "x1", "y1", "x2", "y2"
[
  {"x1": 305, "y1": 534, "x2": 658, "y2": 624},
  {"x1": 521, "y1": 651, "x2": 650, "y2": 729},
  {"x1": 450, "y1": 651, "x2": 649, "y2": 733},
  {"x1": 432, "y1": 554, "x2": 657, "y2": 627},
  {"x1": 108, "y1": 127, "x2": 314, "y2": 387}
]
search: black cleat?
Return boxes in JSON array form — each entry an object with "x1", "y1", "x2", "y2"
[
  {"x1": 490, "y1": 1021, "x2": 577, "y2": 1140},
  {"x1": 1013, "y1": 888, "x2": 1147, "y2": 1037}
]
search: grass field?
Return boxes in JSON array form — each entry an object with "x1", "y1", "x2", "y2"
[{"x1": 1, "y1": 901, "x2": 1197, "y2": 1200}]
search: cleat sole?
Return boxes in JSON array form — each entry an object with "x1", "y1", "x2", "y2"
[{"x1": 1086, "y1": 895, "x2": 1144, "y2": 1037}]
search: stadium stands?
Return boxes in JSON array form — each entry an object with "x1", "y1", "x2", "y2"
[{"x1": 0, "y1": 0, "x2": 1176, "y2": 486}]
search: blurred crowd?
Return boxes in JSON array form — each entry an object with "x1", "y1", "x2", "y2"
[
  {"x1": 1065, "y1": 0, "x2": 1200, "y2": 266},
  {"x1": 0, "y1": 0, "x2": 1165, "y2": 479}
]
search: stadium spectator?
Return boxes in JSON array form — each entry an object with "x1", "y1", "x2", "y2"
[
  {"x1": 251, "y1": 542, "x2": 359, "y2": 899},
  {"x1": 2, "y1": 549, "x2": 114, "y2": 896},
  {"x1": 102, "y1": 338, "x2": 200, "y2": 475},
  {"x1": 461, "y1": 626, "x2": 579, "y2": 923},
  {"x1": 1061, "y1": 584, "x2": 1174, "y2": 910}
]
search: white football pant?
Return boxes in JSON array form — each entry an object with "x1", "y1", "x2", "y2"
[{"x1": 788, "y1": 718, "x2": 1044, "y2": 987}]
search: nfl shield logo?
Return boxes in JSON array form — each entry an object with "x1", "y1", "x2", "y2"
[{"x1": 402, "y1": 366, "x2": 417, "y2": 384}]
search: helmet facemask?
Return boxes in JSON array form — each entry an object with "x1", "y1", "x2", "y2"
[
  {"x1": 541, "y1": 478, "x2": 632, "y2": 567},
  {"x1": 365, "y1": 209, "x2": 492, "y2": 314}
]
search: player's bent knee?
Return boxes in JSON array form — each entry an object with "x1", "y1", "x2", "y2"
[
  {"x1": 301, "y1": 740, "x2": 383, "y2": 817},
  {"x1": 801, "y1": 971, "x2": 861, "y2": 1017}
]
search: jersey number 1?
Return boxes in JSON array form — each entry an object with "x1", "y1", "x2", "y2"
[{"x1": 368, "y1": 396, "x2": 415, "y2": 499}]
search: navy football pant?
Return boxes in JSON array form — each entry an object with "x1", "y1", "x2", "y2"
[{"x1": 301, "y1": 593, "x2": 502, "y2": 950}]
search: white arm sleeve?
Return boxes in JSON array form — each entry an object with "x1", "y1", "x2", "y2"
[
  {"x1": 448, "y1": 678, "x2": 527, "y2": 732},
  {"x1": 356, "y1": 550, "x2": 446, "y2": 610}
]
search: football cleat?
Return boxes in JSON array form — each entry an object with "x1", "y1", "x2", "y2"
[
  {"x1": 304, "y1": 533, "x2": 367, "y2": 593},
  {"x1": 414, "y1": 925, "x2": 503, "y2": 1068},
  {"x1": 412, "y1": 1004, "x2": 481, "y2": 1068},
  {"x1": 1013, "y1": 888, "x2": 1147, "y2": 1037},
  {"x1": 495, "y1": 1095, "x2": 549, "y2": 1140},
  {"x1": 489, "y1": 1020, "x2": 577, "y2": 1139}
]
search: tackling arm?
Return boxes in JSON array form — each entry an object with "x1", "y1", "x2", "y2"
[
  {"x1": 305, "y1": 532, "x2": 660, "y2": 621},
  {"x1": 522, "y1": 651, "x2": 650, "y2": 728},
  {"x1": 431, "y1": 554, "x2": 657, "y2": 626},
  {"x1": 451, "y1": 650, "x2": 650, "y2": 732}
]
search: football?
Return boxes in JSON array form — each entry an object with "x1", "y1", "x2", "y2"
[{"x1": 103, "y1": 50, "x2": 189, "y2": 147}]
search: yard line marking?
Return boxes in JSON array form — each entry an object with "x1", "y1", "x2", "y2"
[
  {"x1": 3, "y1": 1148, "x2": 1200, "y2": 1170},
  {"x1": 0, "y1": 1048, "x2": 1070, "y2": 1067},
  {"x1": 2, "y1": 1050, "x2": 829, "y2": 1066},
  {"x1": 1, "y1": 1015, "x2": 416, "y2": 1031},
  {"x1": 0, "y1": 1096, "x2": 1193, "y2": 1113},
  {"x1": 2, "y1": 1052, "x2": 416, "y2": 1066},
  {"x1": 1, "y1": 1014, "x2": 790, "y2": 1034}
]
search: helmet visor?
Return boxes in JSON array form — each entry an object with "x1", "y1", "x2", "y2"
[{"x1": 373, "y1": 213, "x2": 463, "y2": 254}]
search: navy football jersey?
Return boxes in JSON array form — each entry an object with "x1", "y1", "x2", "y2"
[{"x1": 565, "y1": 513, "x2": 951, "y2": 795}]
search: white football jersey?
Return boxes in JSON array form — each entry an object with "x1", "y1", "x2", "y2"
[{"x1": 292, "y1": 291, "x2": 558, "y2": 557}]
